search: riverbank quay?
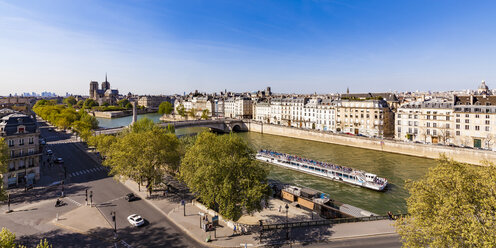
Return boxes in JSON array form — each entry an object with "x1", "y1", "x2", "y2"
[
  {"x1": 121, "y1": 178, "x2": 398, "y2": 247},
  {"x1": 246, "y1": 121, "x2": 496, "y2": 166},
  {"x1": 92, "y1": 109, "x2": 155, "y2": 119}
]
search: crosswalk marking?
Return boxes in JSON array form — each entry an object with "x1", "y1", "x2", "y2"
[
  {"x1": 65, "y1": 197, "x2": 82, "y2": 207},
  {"x1": 121, "y1": 240, "x2": 132, "y2": 248},
  {"x1": 68, "y1": 167, "x2": 107, "y2": 178}
]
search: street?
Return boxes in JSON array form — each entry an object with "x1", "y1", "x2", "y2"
[{"x1": 1, "y1": 121, "x2": 205, "y2": 248}]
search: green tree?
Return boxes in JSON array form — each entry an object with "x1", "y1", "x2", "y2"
[
  {"x1": 188, "y1": 108, "x2": 197, "y2": 119},
  {"x1": 83, "y1": 99, "x2": 99, "y2": 109},
  {"x1": 201, "y1": 109, "x2": 209, "y2": 120},
  {"x1": 76, "y1": 100, "x2": 84, "y2": 108},
  {"x1": 395, "y1": 157, "x2": 496, "y2": 247},
  {"x1": 0, "y1": 227, "x2": 16, "y2": 248},
  {"x1": 117, "y1": 99, "x2": 130, "y2": 108},
  {"x1": 180, "y1": 132, "x2": 269, "y2": 220},
  {"x1": 125, "y1": 102, "x2": 133, "y2": 109},
  {"x1": 176, "y1": 104, "x2": 186, "y2": 117},
  {"x1": 34, "y1": 239, "x2": 52, "y2": 248},
  {"x1": 63, "y1": 96, "x2": 77, "y2": 106},
  {"x1": 103, "y1": 119, "x2": 181, "y2": 195},
  {"x1": 158, "y1": 102, "x2": 173, "y2": 115}
]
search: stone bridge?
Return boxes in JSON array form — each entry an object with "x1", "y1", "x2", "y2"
[{"x1": 94, "y1": 119, "x2": 248, "y2": 136}]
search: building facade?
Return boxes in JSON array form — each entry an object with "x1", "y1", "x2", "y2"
[
  {"x1": 89, "y1": 75, "x2": 119, "y2": 105},
  {"x1": 0, "y1": 113, "x2": 41, "y2": 189},
  {"x1": 138, "y1": 95, "x2": 173, "y2": 110}
]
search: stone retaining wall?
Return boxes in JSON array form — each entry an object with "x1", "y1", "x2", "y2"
[{"x1": 246, "y1": 122, "x2": 496, "y2": 166}]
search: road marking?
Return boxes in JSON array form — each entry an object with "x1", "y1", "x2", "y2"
[
  {"x1": 121, "y1": 240, "x2": 132, "y2": 248},
  {"x1": 65, "y1": 197, "x2": 82, "y2": 207}
]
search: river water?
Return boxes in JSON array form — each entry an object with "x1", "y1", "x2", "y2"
[{"x1": 97, "y1": 114, "x2": 438, "y2": 214}]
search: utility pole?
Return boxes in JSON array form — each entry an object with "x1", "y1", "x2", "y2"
[
  {"x1": 90, "y1": 191, "x2": 93, "y2": 207},
  {"x1": 285, "y1": 204, "x2": 289, "y2": 240}
]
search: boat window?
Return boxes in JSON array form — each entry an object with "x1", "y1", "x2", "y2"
[
  {"x1": 343, "y1": 174, "x2": 349, "y2": 179},
  {"x1": 337, "y1": 173, "x2": 342, "y2": 177}
]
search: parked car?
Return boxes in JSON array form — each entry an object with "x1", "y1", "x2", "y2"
[
  {"x1": 125, "y1": 193, "x2": 139, "y2": 202},
  {"x1": 127, "y1": 214, "x2": 145, "y2": 227},
  {"x1": 55, "y1": 158, "x2": 64, "y2": 163},
  {"x1": 46, "y1": 149, "x2": 53, "y2": 155},
  {"x1": 40, "y1": 139, "x2": 46, "y2": 145}
]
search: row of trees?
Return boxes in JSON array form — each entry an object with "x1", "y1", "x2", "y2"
[
  {"x1": 89, "y1": 118, "x2": 268, "y2": 221},
  {"x1": 173, "y1": 104, "x2": 209, "y2": 119},
  {"x1": 0, "y1": 228, "x2": 51, "y2": 248},
  {"x1": 33, "y1": 99, "x2": 99, "y2": 139}
]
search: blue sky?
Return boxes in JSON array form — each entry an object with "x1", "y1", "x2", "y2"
[{"x1": 1, "y1": 0, "x2": 496, "y2": 96}]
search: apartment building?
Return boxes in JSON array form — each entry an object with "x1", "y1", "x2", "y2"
[
  {"x1": 335, "y1": 99, "x2": 394, "y2": 137},
  {"x1": 137, "y1": 95, "x2": 173, "y2": 110},
  {"x1": 0, "y1": 113, "x2": 41, "y2": 189},
  {"x1": 396, "y1": 99, "x2": 453, "y2": 144},
  {"x1": 224, "y1": 97, "x2": 253, "y2": 119},
  {"x1": 452, "y1": 95, "x2": 496, "y2": 149}
]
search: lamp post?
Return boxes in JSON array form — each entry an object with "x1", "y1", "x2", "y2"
[
  {"x1": 89, "y1": 191, "x2": 93, "y2": 207},
  {"x1": 285, "y1": 203, "x2": 289, "y2": 240}
]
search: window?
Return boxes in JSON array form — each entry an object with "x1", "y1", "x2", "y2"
[
  {"x1": 433, "y1": 130, "x2": 437, "y2": 136},
  {"x1": 29, "y1": 137, "x2": 34, "y2": 144},
  {"x1": 398, "y1": 114, "x2": 401, "y2": 118},
  {"x1": 475, "y1": 114, "x2": 480, "y2": 118},
  {"x1": 427, "y1": 122, "x2": 431, "y2": 127},
  {"x1": 10, "y1": 150, "x2": 15, "y2": 158},
  {"x1": 427, "y1": 115, "x2": 430, "y2": 120},
  {"x1": 446, "y1": 116, "x2": 450, "y2": 121},
  {"x1": 433, "y1": 116, "x2": 437, "y2": 120},
  {"x1": 486, "y1": 120, "x2": 490, "y2": 125},
  {"x1": 486, "y1": 115, "x2": 490, "y2": 119},
  {"x1": 456, "y1": 114, "x2": 460, "y2": 117},
  {"x1": 19, "y1": 139, "x2": 24, "y2": 146},
  {"x1": 8, "y1": 140, "x2": 14, "y2": 147},
  {"x1": 446, "y1": 124, "x2": 450, "y2": 129},
  {"x1": 427, "y1": 129, "x2": 430, "y2": 135},
  {"x1": 465, "y1": 114, "x2": 469, "y2": 118},
  {"x1": 456, "y1": 119, "x2": 460, "y2": 123},
  {"x1": 433, "y1": 123, "x2": 437, "y2": 128},
  {"x1": 397, "y1": 127, "x2": 401, "y2": 133},
  {"x1": 465, "y1": 119, "x2": 470, "y2": 124},
  {"x1": 446, "y1": 131, "x2": 450, "y2": 137},
  {"x1": 465, "y1": 125, "x2": 469, "y2": 130},
  {"x1": 456, "y1": 131, "x2": 460, "y2": 136},
  {"x1": 486, "y1": 126, "x2": 490, "y2": 132},
  {"x1": 414, "y1": 128, "x2": 418, "y2": 134},
  {"x1": 456, "y1": 124, "x2": 460, "y2": 129},
  {"x1": 475, "y1": 126, "x2": 480, "y2": 131}
]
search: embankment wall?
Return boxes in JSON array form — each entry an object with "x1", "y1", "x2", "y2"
[{"x1": 246, "y1": 122, "x2": 496, "y2": 166}]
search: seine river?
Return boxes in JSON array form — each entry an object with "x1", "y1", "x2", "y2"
[{"x1": 97, "y1": 114, "x2": 438, "y2": 214}]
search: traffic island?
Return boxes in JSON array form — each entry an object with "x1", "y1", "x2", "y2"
[{"x1": 51, "y1": 205, "x2": 114, "y2": 242}]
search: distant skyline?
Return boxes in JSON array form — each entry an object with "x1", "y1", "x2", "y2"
[{"x1": 1, "y1": 0, "x2": 496, "y2": 96}]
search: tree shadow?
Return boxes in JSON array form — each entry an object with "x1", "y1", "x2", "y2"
[{"x1": 256, "y1": 224, "x2": 335, "y2": 247}]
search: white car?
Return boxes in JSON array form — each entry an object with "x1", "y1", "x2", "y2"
[{"x1": 127, "y1": 214, "x2": 145, "y2": 227}]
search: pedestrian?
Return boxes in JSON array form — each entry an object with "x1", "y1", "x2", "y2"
[
  {"x1": 279, "y1": 205, "x2": 281, "y2": 212},
  {"x1": 233, "y1": 225, "x2": 237, "y2": 235}
]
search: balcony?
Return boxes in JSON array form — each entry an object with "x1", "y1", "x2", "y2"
[{"x1": 9, "y1": 152, "x2": 42, "y2": 159}]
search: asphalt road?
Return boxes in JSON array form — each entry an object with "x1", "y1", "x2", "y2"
[{"x1": 38, "y1": 123, "x2": 206, "y2": 248}]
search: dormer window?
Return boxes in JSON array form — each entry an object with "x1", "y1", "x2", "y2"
[{"x1": 18, "y1": 127, "x2": 25, "y2": 133}]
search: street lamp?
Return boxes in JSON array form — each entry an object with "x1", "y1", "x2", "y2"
[
  {"x1": 111, "y1": 211, "x2": 117, "y2": 238},
  {"x1": 285, "y1": 204, "x2": 289, "y2": 240},
  {"x1": 90, "y1": 191, "x2": 93, "y2": 207}
]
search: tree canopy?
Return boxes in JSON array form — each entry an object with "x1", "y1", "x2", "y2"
[
  {"x1": 158, "y1": 101, "x2": 174, "y2": 115},
  {"x1": 101, "y1": 118, "x2": 181, "y2": 195},
  {"x1": 201, "y1": 109, "x2": 209, "y2": 120},
  {"x1": 176, "y1": 104, "x2": 186, "y2": 117},
  {"x1": 395, "y1": 157, "x2": 496, "y2": 247},
  {"x1": 63, "y1": 96, "x2": 77, "y2": 107},
  {"x1": 0, "y1": 228, "x2": 52, "y2": 248},
  {"x1": 33, "y1": 100, "x2": 98, "y2": 137},
  {"x1": 180, "y1": 132, "x2": 269, "y2": 220}
]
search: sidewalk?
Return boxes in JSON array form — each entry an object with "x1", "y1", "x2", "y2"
[{"x1": 122, "y1": 179, "x2": 397, "y2": 247}]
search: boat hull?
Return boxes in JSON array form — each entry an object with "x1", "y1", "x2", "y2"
[{"x1": 256, "y1": 155, "x2": 387, "y2": 191}]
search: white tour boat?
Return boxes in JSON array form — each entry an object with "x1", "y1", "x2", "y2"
[{"x1": 256, "y1": 150, "x2": 388, "y2": 191}]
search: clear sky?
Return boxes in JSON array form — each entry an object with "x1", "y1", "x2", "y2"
[{"x1": 1, "y1": 0, "x2": 496, "y2": 96}]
